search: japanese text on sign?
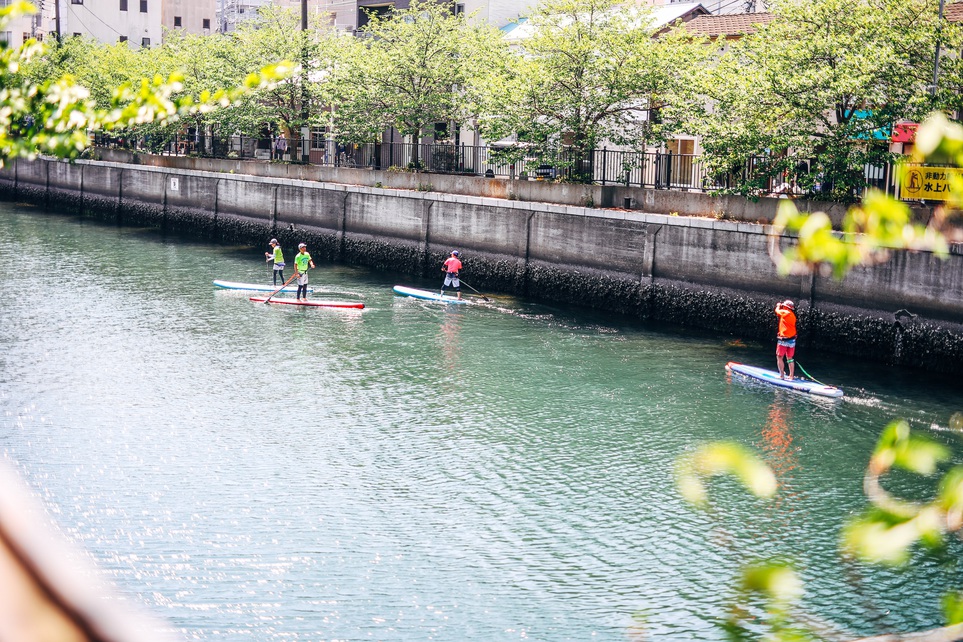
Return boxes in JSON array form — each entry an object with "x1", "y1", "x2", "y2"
[{"x1": 900, "y1": 167, "x2": 962, "y2": 201}]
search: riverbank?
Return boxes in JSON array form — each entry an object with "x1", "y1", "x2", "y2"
[{"x1": 2, "y1": 156, "x2": 961, "y2": 373}]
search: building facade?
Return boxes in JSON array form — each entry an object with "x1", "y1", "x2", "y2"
[
  {"x1": 1, "y1": 0, "x2": 47, "y2": 49},
  {"x1": 34, "y1": 0, "x2": 216, "y2": 47},
  {"x1": 216, "y1": 0, "x2": 347, "y2": 32}
]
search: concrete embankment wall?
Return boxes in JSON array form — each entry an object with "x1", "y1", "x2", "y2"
[
  {"x1": 95, "y1": 147, "x2": 864, "y2": 224},
  {"x1": 3, "y1": 157, "x2": 962, "y2": 374}
]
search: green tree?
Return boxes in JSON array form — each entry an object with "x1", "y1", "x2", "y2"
[
  {"x1": 0, "y1": 2, "x2": 291, "y2": 163},
  {"x1": 16, "y1": 34, "x2": 153, "y2": 125},
  {"x1": 690, "y1": 0, "x2": 963, "y2": 200},
  {"x1": 135, "y1": 29, "x2": 241, "y2": 151},
  {"x1": 110, "y1": 8, "x2": 337, "y2": 154},
  {"x1": 223, "y1": 5, "x2": 340, "y2": 154},
  {"x1": 331, "y1": 0, "x2": 507, "y2": 168},
  {"x1": 480, "y1": 0, "x2": 708, "y2": 180}
]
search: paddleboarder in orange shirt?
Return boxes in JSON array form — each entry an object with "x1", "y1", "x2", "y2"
[{"x1": 775, "y1": 300, "x2": 797, "y2": 380}]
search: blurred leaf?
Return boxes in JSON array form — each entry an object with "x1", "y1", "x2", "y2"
[
  {"x1": 943, "y1": 591, "x2": 963, "y2": 625},
  {"x1": 771, "y1": 193, "x2": 948, "y2": 279},
  {"x1": 738, "y1": 562, "x2": 803, "y2": 604},
  {"x1": 676, "y1": 442, "x2": 777, "y2": 508},
  {"x1": 914, "y1": 112, "x2": 963, "y2": 165},
  {"x1": 846, "y1": 422, "x2": 955, "y2": 563},
  {"x1": 842, "y1": 513, "x2": 920, "y2": 564},
  {"x1": 872, "y1": 420, "x2": 949, "y2": 476},
  {"x1": 724, "y1": 561, "x2": 821, "y2": 642},
  {"x1": 938, "y1": 467, "x2": 963, "y2": 531}
]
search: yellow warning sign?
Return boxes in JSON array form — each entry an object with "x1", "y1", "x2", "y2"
[{"x1": 899, "y1": 166, "x2": 963, "y2": 201}]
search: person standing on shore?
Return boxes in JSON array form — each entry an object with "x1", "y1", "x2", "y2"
[
  {"x1": 775, "y1": 300, "x2": 797, "y2": 380},
  {"x1": 294, "y1": 243, "x2": 315, "y2": 302},
  {"x1": 274, "y1": 135, "x2": 288, "y2": 160},
  {"x1": 265, "y1": 238, "x2": 285, "y2": 286},
  {"x1": 440, "y1": 250, "x2": 462, "y2": 299}
]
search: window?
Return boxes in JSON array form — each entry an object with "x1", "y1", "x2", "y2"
[
  {"x1": 119, "y1": 35, "x2": 128, "y2": 42},
  {"x1": 454, "y1": 3, "x2": 464, "y2": 14},
  {"x1": 141, "y1": 37, "x2": 150, "y2": 47},
  {"x1": 666, "y1": 138, "x2": 695, "y2": 155},
  {"x1": 71, "y1": 0, "x2": 83, "y2": 4},
  {"x1": 73, "y1": 32, "x2": 81, "y2": 37},
  {"x1": 311, "y1": 127, "x2": 329, "y2": 150},
  {"x1": 173, "y1": 16, "x2": 181, "y2": 26},
  {"x1": 140, "y1": 0, "x2": 147, "y2": 12},
  {"x1": 357, "y1": 4, "x2": 393, "y2": 29},
  {"x1": 202, "y1": 18, "x2": 210, "y2": 29},
  {"x1": 120, "y1": 0, "x2": 127, "y2": 9},
  {"x1": 0, "y1": 32, "x2": 10, "y2": 46},
  {"x1": 23, "y1": 32, "x2": 29, "y2": 42}
]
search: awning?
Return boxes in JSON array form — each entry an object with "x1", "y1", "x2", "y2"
[{"x1": 892, "y1": 122, "x2": 918, "y2": 144}]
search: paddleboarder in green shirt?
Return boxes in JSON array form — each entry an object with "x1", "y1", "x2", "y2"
[
  {"x1": 265, "y1": 238, "x2": 285, "y2": 285},
  {"x1": 294, "y1": 243, "x2": 315, "y2": 302}
]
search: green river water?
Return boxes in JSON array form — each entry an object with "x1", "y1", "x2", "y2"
[{"x1": 0, "y1": 202, "x2": 961, "y2": 641}]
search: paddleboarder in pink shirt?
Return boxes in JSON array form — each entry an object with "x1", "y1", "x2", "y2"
[{"x1": 440, "y1": 250, "x2": 462, "y2": 299}]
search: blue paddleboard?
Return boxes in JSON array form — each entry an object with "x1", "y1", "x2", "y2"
[
  {"x1": 726, "y1": 362, "x2": 844, "y2": 398},
  {"x1": 214, "y1": 280, "x2": 313, "y2": 293},
  {"x1": 393, "y1": 285, "x2": 471, "y2": 304}
]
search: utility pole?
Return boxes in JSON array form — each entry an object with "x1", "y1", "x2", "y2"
[
  {"x1": 300, "y1": 0, "x2": 310, "y2": 162},
  {"x1": 931, "y1": 0, "x2": 946, "y2": 98},
  {"x1": 54, "y1": 0, "x2": 62, "y2": 44}
]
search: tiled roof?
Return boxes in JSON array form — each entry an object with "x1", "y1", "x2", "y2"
[
  {"x1": 682, "y1": 12, "x2": 774, "y2": 37},
  {"x1": 946, "y1": 2, "x2": 963, "y2": 22},
  {"x1": 503, "y1": 3, "x2": 709, "y2": 42},
  {"x1": 680, "y1": 5, "x2": 963, "y2": 37},
  {"x1": 651, "y1": 2, "x2": 709, "y2": 28}
]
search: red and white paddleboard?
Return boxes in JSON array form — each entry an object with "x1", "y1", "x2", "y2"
[{"x1": 249, "y1": 296, "x2": 364, "y2": 309}]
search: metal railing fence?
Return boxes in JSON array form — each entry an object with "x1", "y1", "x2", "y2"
[{"x1": 92, "y1": 133, "x2": 899, "y2": 199}]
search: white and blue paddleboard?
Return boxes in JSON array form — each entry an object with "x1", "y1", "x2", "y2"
[
  {"x1": 214, "y1": 280, "x2": 313, "y2": 293},
  {"x1": 726, "y1": 362, "x2": 844, "y2": 398},
  {"x1": 393, "y1": 285, "x2": 471, "y2": 305}
]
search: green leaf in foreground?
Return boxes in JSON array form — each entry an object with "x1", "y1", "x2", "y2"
[{"x1": 676, "y1": 442, "x2": 777, "y2": 509}]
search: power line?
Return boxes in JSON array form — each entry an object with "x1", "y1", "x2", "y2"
[
  {"x1": 709, "y1": 0, "x2": 763, "y2": 15},
  {"x1": 66, "y1": 2, "x2": 126, "y2": 39}
]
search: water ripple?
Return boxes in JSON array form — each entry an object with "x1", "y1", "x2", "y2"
[{"x1": 1, "y1": 205, "x2": 961, "y2": 641}]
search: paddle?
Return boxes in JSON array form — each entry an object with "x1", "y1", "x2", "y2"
[
  {"x1": 264, "y1": 272, "x2": 298, "y2": 303},
  {"x1": 459, "y1": 280, "x2": 491, "y2": 302}
]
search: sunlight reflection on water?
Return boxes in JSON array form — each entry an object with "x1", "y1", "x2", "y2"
[{"x1": 1, "y1": 204, "x2": 961, "y2": 641}]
